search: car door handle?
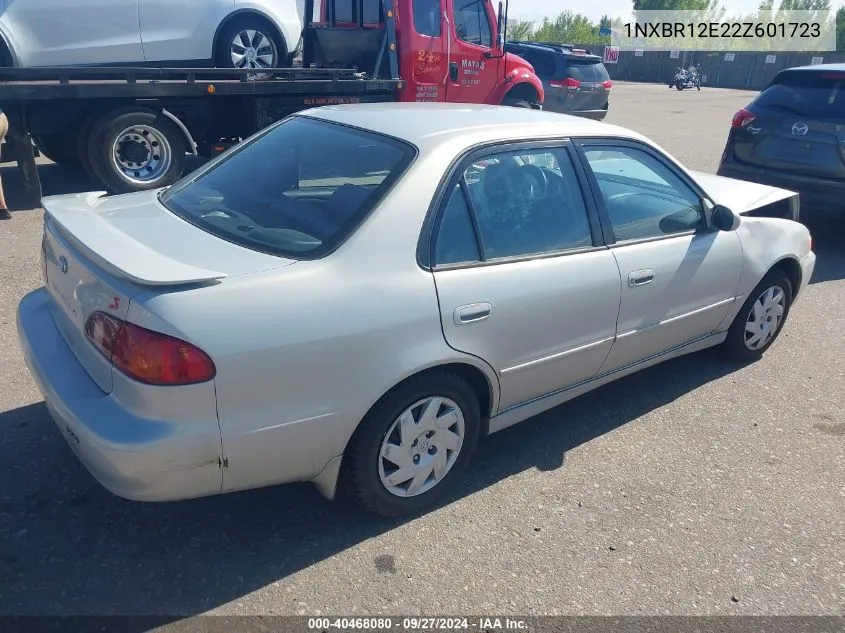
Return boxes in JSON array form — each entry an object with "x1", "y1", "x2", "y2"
[
  {"x1": 449, "y1": 62, "x2": 458, "y2": 82},
  {"x1": 628, "y1": 269, "x2": 655, "y2": 287},
  {"x1": 454, "y1": 302, "x2": 492, "y2": 325}
]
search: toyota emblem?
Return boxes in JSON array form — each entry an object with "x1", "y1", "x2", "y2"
[
  {"x1": 791, "y1": 122, "x2": 809, "y2": 136},
  {"x1": 58, "y1": 255, "x2": 68, "y2": 274}
]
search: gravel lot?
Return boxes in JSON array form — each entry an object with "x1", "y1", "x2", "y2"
[{"x1": 0, "y1": 82, "x2": 843, "y2": 619}]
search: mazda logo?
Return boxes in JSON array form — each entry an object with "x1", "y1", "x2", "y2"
[
  {"x1": 58, "y1": 255, "x2": 68, "y2": 274},
  {"x1": 791, "y1": 122, "x2": 809, "y2": 136}
]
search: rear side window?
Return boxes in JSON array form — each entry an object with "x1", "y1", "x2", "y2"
[
  {"x1": 516, "y1": 49, "x2": 556, "y2": 77},
  {"x1": 160, "y1": 117, "x2": 415, "y2": 260},
  {"x1": 565, "y1": 60, "x2": 610, "y2": 82},
  {"x1": 755, "y1": 71, "x2": 845, "y2": 119},
  {"x1": 413, "y1": 0, "x2": 442, "y2": 36}
]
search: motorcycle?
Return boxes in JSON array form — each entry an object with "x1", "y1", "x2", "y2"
[{"x1": 669, "y1": 65, "x2": 701, "y2": 91}]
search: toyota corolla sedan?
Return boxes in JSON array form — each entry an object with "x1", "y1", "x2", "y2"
[{"x1": 17, "y1": 104, "x2": 815, "y2": 518}]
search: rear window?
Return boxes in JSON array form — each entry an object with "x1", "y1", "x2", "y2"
[
  {"x1": 159, "y1": 117, "x2": 416, "y2": 259},
  {"x1": 565, "y1": 59, "x2": 609, "y2": 82},
  {"x1": 755, "y1": 71, "x2": 845, "y2": 120}
]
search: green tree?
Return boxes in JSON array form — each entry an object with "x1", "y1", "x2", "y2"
[
  {"x1": 837, "y1": 5, "x2": 845, "y2": 50},
  {"x1": 506, "y1": 20, "x2": 535, "y2": 41}
]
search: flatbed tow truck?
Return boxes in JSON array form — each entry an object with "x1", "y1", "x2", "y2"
[{"x1": 0, "y1": 0, "x2": 543, "y2": 208}]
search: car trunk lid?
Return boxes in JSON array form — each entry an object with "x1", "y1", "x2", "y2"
[{"x1": 42, "y1": 190, "x2": 296, "y2": 394}]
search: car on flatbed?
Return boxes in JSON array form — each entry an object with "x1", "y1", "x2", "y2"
[
  {"x1": 717, "y1": 63, "x2": 845, "y2": 219},
  {"x1": 504, "y1": 41, "x2": 612, "y2": 120},
  {"x1": 18, "y1": 104, "x2": 815, "y2": 517},
  {"x1": 0, "y1": 0, "x2": 304, "y2": 70}
]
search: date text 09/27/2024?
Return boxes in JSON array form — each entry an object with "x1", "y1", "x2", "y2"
[{"x1": 307, "y1": 618, "x2": 528, "y2": 631}]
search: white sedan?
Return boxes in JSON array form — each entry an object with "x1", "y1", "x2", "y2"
[
  {"x1": 17, "y1": 103, "x2": 815, "y2": 517},
  {"x1": 0, "y1": 0, "x2": 303, "y2": 70}
]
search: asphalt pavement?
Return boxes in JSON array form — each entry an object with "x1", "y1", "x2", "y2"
[{"x1": 0, "y1": 82, "x2": 843, "y2": 619}]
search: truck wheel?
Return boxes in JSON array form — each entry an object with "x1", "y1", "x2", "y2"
[
  {"x1": 33, "y1": 134, "x2": 82, "y2": 168},
  {"x1": 216, "y1": 17, "x2": 286, "y2": 76},
  {"x1": 86, "y1": 108, "x2": 187, "y2": 195},
  {"x1": 501, "y1": 97, "x2": 533, "y2": 108}
]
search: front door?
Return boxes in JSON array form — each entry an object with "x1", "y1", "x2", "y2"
[
  {"x1": 399, "y1": 0, "x2": 448, "y2": 102},
  {"x1": 429, "y1": 142, "x2": 622, "y2": 412},
  {"x1": 1, "y1": 0, "x2": 143, "y2": 66},
  {"x1": 443, "y1": 0, "x2": 500, "y2": 103},
  {"x1": 574, "y1": 139, "x2": 744, "y2": 374}
]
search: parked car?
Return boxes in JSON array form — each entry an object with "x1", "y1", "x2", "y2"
[
  {"x1": 717, "y1": 63, "x2": 845, "y2": 218},
  {"x1": 0, "y1": 0, "x2": 304, "y2": 70},
  {"x1": 504, "y1": 41, "x2": 612, "y2": 119},
  {"x1": 18, "y1": 104, "x2": 815, "y2": 517}
]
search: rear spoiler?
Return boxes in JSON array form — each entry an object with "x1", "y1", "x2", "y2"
[{"x1": 43, "y1": 191, "x2": 229, "y2": 287}]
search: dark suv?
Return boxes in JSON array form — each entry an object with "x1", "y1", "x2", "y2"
[
  {"x1": 717, "y1": 63, "x2": 845, "y2": 218},
  {"x1": 504, "y1": 41, "x2": 612, "y2": 120}
]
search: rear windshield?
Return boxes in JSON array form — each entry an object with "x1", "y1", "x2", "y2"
[
  {"x1": 755, "y1": 71, "x2": 845, "y2": 120},
  {"x1": 159, "y1": 116, "x2": 415, "y2": 259},
  {"x1": 564, "y1": 59, "x2": 609, "y2": 82}
]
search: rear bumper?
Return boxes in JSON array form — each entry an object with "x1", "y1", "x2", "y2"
[
  {"x1": 16, "y1": 288, "x2": 223, "y2": 502},
  {"x1": 543, "y1": 105, "x2": 608, "y2": 120},
  {"x1": 717, "y1": 161, "x2": 845, "y2": 216}
]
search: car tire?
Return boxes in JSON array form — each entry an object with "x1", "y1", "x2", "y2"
[
  {"x1": 721, "y1": 270, "x2": 793, "y2": 363},
  {"x1": 341, "y1": 371, "x2": 482, "y2": 517},
  {"x1": 33, "y1": 134, "x2": 82, "y2": 168},
  {"x1": 86, "y1": 107, "x2": 187, "y2": 195},
  {"x1": 215, "y1": 17, "x2": 286, "y2": 76}
]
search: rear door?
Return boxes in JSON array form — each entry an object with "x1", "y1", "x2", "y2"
[
  {"x1": 139, "y1": 0, "x2": 234, "y2": 63},
  {"x1": 562, "y1": 57, "x2": 611, "y2": 112},
  {"x1": 732, "y1": 70, "x2": 845, "y2": 181},
  {"x1": 429, "y1": 141, "x2": 621, "y2": 412}
]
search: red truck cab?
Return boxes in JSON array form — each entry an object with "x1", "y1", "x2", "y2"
[{"x1": 310, "y1": 0, "x2": 544, "y2": 108}]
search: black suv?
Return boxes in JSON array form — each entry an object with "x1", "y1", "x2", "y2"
[
  {"x1": 504, "y1": 41, "x2": 612, "y2": 120},
  {"x1": 717, "y1": 63, "x2": 845, "y2": 218}
]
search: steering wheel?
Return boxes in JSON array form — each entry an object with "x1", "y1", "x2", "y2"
[{"x1": 521, "y1": 164, "x2": 549, "y2": 198}]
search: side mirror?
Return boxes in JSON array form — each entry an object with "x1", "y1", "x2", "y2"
[{"x1": 711, "y1": 204, "x2": 741, "y2": 232}]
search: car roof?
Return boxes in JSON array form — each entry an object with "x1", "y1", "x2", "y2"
[
  {"x1": 778, "y1": 62, "x2": 845, "y2": 73},
  {"x1": 297, "y1": 103, "x2": 641, "y2": 150},
  {"x1": 505, "y1": 41, "x2": 603, "y2": 62}
]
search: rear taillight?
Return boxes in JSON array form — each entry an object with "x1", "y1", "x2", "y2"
[
  {"x1": 731, "y1": 107, "x2": 756, "y2": 128},
  {"x1": 550, "y1": 78, "x2": 580, "y2": 89},
  {"x1": 85, "y1": 312, "x2": 216, "y2": 386},
  {"x1": 601, "y1": 79, "x2": 613, "y2": 89}
]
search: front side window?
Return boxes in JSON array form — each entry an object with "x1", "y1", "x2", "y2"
[
  {"x1": 435, "y1": 147, "x2": 593, "y2": 262},
  {"x1": 413, "y1": 0, "x2": 442, "y2": 36},
  {"x1": 581, "y1": 145, "x2": 704, "y2": 242},
  {"x1": 160, "y1": 117, "x2": 415, "y2": 259},
  {"x1": 453, "y1": 0, "x2": 492, "y2": 47}
]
